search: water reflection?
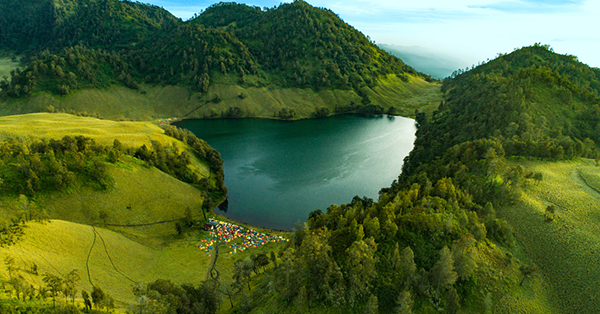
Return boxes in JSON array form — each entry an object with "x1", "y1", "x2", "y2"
[{"x1": 176, "y1": 114, "x2": 415, "y2": 230}]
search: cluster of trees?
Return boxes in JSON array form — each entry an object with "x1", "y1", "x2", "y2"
[
  {"x1": 161, "y1": 124, "x2": 226, "y2": 195},
  {"x1": 131, "y1": 279, "x2": 219, "y2": 314},
  {"x1": 129, "y1": 23, "x2": 258, "y2": 92},
  {"x1": 1, "y1": 256, "x2": 114, "y2": 314},
  {"x1": 221, "y1": 106, "x2": 243, "y2": 118},
  {"x1": 409, "y1": 45, "x2": 600, "y2": 172},
  {"x1": 228, "y1": 171, "x2": 514, "y2": 312},
  {"x1": 196, "y1": 1, "x2": 419, "y2": 94},
  {"x1": 195, "y1": 0, "x2": 422, "y2": 98},
  {"x1": 334, "y1": 102, "x2": 390, "y2": 115},
  {"x1": 0, "y1": 131, "x2": 224, "y2": 198},
  {"x1": 275, "y1": 108, "x2": 295, "y2": 119},
  {"x1": 1, "y1": 195, "x2": 47, "y2": 247},
  {"x1": 0, "y1": 135, "x2": 115, "y2": 197},
  {"x1": 0, "y1": 46, "x2": 135, "y2": 97},
  {"x1": 0, "y1": 0, "x2": 179, "y2": 54}
]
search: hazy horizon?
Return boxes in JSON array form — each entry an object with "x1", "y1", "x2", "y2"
[{"x1": 141, "y1": 0, "x2": 600, "y2": 76}]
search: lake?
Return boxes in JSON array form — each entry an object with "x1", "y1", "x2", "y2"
[{"x1": 175, "y1": 114, "x2": 416, "y2": 230}]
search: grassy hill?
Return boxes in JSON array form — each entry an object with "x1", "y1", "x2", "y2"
[
  {"x1": 503, "y1": 159, "x2": 600, "y2": 313},
  {"x1": 0, "y1": 219, "x2": 287, "y2": 310},
  {"x1": 0, "y1": 78, "x2": 441, "y2": 120},
  {"x1": 0, "y1": 113, "x2": 220, "y2": 233},
  {"x1": 0, "y1": 113, "x2": 289, "y2": 312}
]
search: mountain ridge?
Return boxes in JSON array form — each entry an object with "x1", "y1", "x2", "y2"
[{"x1": 0, "y1": 0, "x2": 440, "y2": 120}]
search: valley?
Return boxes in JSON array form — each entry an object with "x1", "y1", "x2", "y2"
[{"x1": 0, "y1": 0, "x2": 599, "y2": 313}]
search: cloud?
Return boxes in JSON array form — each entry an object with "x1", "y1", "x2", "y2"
[{"x1": 470, "y1": 0, "x2": 584, "y2": 14}]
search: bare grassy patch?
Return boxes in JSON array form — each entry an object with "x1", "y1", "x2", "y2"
[{"x1": 503, "y1": 159, "x2": 600, "y2": 313}]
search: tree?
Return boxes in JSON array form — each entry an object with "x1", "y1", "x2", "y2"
[
  {"x1": 519, "y1": 263, "x2": 537, "y2": 286},
  {"x1": 202, "y1": 194, "x2": 212, "y2": 221},
  {"x1": 82, "y1": 290, "x2": 92, "y2": 311},
  {"x1": 43, "y1": 273, "x2": 63, "y2": 308},
  {"x1": 233, "y1": 258, "x2": 253, "y2": 291},
  {"x1": 445, "y1": 286, "x2": 460, "y2": 314},
  {"x1": 430, "y1": 246, "x2": 457, "y2": 300},
  {"x1": 132, "y1": 283, "x2": 150, "y2": 314},
  {"x1": 345, "y1": 237, "x2": 377, "y2": 306},
  {"x1": 220, "y1": 283, "x2": 237, "y2": 308},
  {"x1": 451, "y1": 236, "x2": 477, "y2": 281},
  {"x1": 64, "y1": 269, "x2": 81, "y2": 303},
  {"x1": 91, "y1": 285, "x2": 106, "y2": 310},
  {"x1": 4, "y1": 256, "x2": 17, "y2": 281},
  {"x1": 394, "y1": 290, "x2": 413, "y2": 314},
  {"x1": 400, "y1": 246, "x2": 416, "y2": 286},
  {"x1": 251, "y1": 253, "x2": 270, "y2": 274},
  {"x1": 363, "y1": 294, "x2": 378, "y2": 314}
]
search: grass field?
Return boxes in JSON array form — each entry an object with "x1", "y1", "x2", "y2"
[
  {"x1": 0, "y1": 75, "x2": 442, "y2": 121},
  {"x1": 502, "y1": 159, "x2": 600, "y2": 313},
  {"x1": 0, "y1": 113, "x2": 214, "y2": 244},
  {"x1": 0, "y1": 112, "x2": 290, "y2": 311},
  {"x1": 0, "y1": 219, "x2": 288, "y2": 311}
]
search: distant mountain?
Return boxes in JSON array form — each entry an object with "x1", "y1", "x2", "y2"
[{"x1": 379, "y1": 44, "x2": 463, "y2": 79}]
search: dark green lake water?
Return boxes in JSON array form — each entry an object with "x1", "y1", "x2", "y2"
[{"x1": 176, "y1": 114, "x2": 416, "y2": 230}]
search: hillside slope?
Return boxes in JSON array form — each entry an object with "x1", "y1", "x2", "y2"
[
  {"x1": 505, "y1": 159, "x2": 600, "y2": 313},
  {"x1": 0, "y1": 113, "x2": 223, "y2": 240},
  {"x1": 386, "y1": 44, "x2": 600, "y2": 313},
  {"x1": 0, "y1": 0, "x2": 441, "y2": 120},
  {"x1": 0, "y1": 0, "x2": 180, "y2": 53},
  {"x1": 403, "y1": 44, "x2": 600, "y2": 177}
]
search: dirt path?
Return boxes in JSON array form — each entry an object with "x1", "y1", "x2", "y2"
[{"x1": 571, "y1": 167, "x2": 600, "y2": 200}]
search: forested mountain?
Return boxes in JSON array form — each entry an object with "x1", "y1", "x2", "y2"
[
  {"x1": 0, "y1": 0, "x2": 180, "y2": 53},
  {"x1": 402, "y1": 44, "x2": 600, "y2": 176},
  {"x1": 193, "y1": 1, "x2": 427, "y2": 91},
  {"x1": 0, "y1": 0, "x2": 437, "y2": 118}
]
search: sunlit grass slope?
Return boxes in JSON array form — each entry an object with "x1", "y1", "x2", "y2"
[
  {"x1": 0, "y1": 112, "x2": 210, "y2": 173},
  {"x1": 0, "y1": 112, "x2": 213, "y2": 244},
  {"x1": 1, "y1": 76, "x2": 441, "y2": 120},
  {"x1": 504, "y1": 159, "x2": 600, "y2": 313},
  {"x1": 0, "y1": 219, "x2": 287, "y2": 310}
]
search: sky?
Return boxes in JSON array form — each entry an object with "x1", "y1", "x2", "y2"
[{"x1": 141, "y1": 0, "x2": 600, "y2": 72}]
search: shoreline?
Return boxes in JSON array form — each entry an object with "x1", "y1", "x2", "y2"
[
  {"x1": 170, "y1": 112, "x2": 406, "y2": 125},
  {"x1": 210, "y1": 198, "x2": 293, "y2": 235}
]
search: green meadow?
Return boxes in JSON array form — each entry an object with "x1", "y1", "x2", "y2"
[
  {"x1": 1, "y1": 74, "x2": 441, "y2": 121},
  {"x1": 503, "y1": 159, "x2": 600, "y2": 313},
  {"x1": 0, "y1": 112, "x2": 289, "y2": 312},
  {"x1": 0, "y1": 219, "x2": 287, "y2": 311}
]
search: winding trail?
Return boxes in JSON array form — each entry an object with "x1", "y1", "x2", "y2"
[
  {"x1": 86, "y1": 225, "x2": 138, "y2": 288},
  {"x1": 94, "y1": 229, "x2": 137, "y2": 284},
  {"x1": 86, "y1": 226, "x2": 97, "y2": 286},
  {"x1": 572, "y1": 167, "x2": 600, "y2": 200}
]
